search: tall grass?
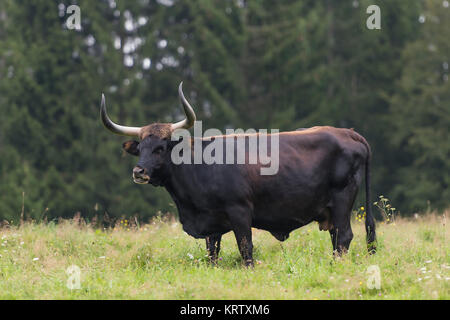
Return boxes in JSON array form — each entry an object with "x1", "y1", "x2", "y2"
[{"x1": 0, "y1": 212, "x2": 448, "y2": 299}]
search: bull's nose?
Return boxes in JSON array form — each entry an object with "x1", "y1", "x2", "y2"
[
  {"x1": 133, "y1": 166, "x2": 144, "y2": 174},
  {"x1": 132, "y1": 166, "x2": 150, "y2": 184},
  {"x1": 133, "y1": 166, "x2": 145, "y2": 175}
]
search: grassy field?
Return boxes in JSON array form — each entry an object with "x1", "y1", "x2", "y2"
[{"x1": 0, "y1": 213, "x2": 448, "y2": 300}]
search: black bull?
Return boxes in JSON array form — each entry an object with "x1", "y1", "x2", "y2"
[
  {"x1": 125, "y1": 127, "x2": 376, "y2": 266},
  {"x1": 101, "y1": 88, "x2": 376, "y2": 267}
]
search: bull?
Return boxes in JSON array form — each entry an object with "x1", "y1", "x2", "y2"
[{"x1": 100, "y1": 83, "x2": 376, "y2": 267}]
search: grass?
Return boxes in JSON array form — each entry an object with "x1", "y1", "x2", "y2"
[{"x1": 0, "y1": 213, "x2": 448, "y2": 300}]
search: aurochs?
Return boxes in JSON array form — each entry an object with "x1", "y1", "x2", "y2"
[{"x1": 100, "y1": 82, "x2": 376, "y2": 267}]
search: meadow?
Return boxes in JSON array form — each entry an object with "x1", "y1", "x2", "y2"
[{"x1": 0, "y1": 212, "x2": 448, "y2": 300}]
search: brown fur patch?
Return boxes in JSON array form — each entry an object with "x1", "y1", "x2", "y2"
[
  {"x1": 139, "y1": 123, "x2": 173, "y2": 140},
  {"x1": 123, "y1": 140, "x2": 136, "y2": 150}
]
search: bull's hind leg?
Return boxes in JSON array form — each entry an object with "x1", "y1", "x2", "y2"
[
  {"x1": 205, "y1": 235, "x2": 222, "y2": 264},
  {"x1": 329, "y1": 183, "x2": 359, "y2": 255}
]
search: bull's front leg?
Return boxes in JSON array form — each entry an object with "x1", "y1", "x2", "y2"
[
  {"x1": 227, "y1": 207, "x2": 254, "y2": 267},
  {"x1": 205, "y1": 235, "x2": 222, "y2": 264}
]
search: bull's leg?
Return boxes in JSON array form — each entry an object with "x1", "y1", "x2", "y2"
[
  {"x1": 227, "y1": 207, "x2": 254, "y2": 267},
  {"x1": 233, "y1": 228, "x2": 253, "y2": 267},
  {"x1": 329, "y1": 184, "x2": 358, "y2": 256},
  {"x1": 205, "y1": 235, "x2": 222, "y2": 264}
]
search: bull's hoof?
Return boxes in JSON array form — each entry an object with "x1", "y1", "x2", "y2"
[
  {"x1": 367, "y1": 242, "x2": 377, "y2": 254},
  {"x1": 244, "y1": 259, "x2": 254, "y2": 268}
]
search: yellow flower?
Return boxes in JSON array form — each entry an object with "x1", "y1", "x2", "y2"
[{"x1": 360, "y1": 206, "x2": 364, "y2": 210}]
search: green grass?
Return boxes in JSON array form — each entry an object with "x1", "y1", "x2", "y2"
[{"x1": 0, "y1": 213, "x2": 448, "y2": 299}]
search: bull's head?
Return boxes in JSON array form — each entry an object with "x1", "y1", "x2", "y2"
[{"x1": 100, "y1": 82, "x2": 196, "y2": 186}]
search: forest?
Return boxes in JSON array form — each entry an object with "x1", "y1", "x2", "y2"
[{"x1": 0, "y1": 0, "x2": 448, "y2": 222}]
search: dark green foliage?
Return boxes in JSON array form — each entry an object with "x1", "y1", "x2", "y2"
[
  {"x1": 0, "y1": 0, "x2": 448, "y2": 222},
  {"x1": 388, "y1": 0, "x2": 450, "y2": 212}
]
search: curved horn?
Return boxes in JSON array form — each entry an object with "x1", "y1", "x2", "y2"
[
  {"x1": 171, "y1": 82, "x2": 197, "y2": 131},
  {"x1": 100, "y1": 94, "x2": 141, "y2": 137}
]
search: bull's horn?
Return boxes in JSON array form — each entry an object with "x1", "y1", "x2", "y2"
[
  {"x1": 171, "y1": 82, "x2": 196, "y2": 131},
  {"x1": 100, "y1": 93, "x2": 141, "y2": 137}
]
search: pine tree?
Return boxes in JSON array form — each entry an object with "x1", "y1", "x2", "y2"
[{"x1": 389, "y1": 0, "x2": 450, "y2": 212}]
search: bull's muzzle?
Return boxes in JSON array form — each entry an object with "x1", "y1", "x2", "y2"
[{"x1": 132, "y1": 166, "x2": 150, "y2": 184}]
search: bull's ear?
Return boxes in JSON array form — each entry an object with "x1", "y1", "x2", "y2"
[{"x1": 123, "y1": 140, "x2": 140, "y2": 156}]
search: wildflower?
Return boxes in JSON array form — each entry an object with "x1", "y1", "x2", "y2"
[
  {"x1": 33, "y1": 257, "x2": 39, "y2": 261},
  {"x1": 99, "y1": 256, "x2": 106, "y2": 259},
  {"x1": 425, "y1": 260, "x2": 432, "y2": 264},
  {"x1": 360, "y1": 206, "x2": 364, "y2": 211},
  {"x1": 187, "y1": 253, "x2": 194, "y2": 260}
]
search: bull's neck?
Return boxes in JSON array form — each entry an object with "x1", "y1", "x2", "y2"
[
  {"x1": 163, "y1": 137, "x2": 210, "y2": 202},
  {"x1": 163, "y1": 158, "x2": 196, "y2": 204}
]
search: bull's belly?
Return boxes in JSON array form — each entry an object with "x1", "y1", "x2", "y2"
[
  {"x1": 177, "y1": 192, "x2": 329, "y2": 240},
  {"x1": 251, "y1": 196, "x2": 329, "y2": 239},
  {"x1": 252, "y1": 210, "x2": 313, "y2": 235}
]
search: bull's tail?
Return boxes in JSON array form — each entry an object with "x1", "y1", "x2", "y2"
[
  {"x1": 349, "y1": 129, "x2": 377, "y2": 253},
  {"x1": 364, "y1": 145, "x2": 377, "y2": 254}
]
